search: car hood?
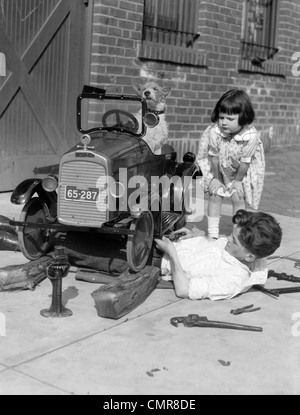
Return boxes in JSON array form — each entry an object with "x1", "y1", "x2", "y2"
[{"x1": 72, "y1": 131, "x2": 140, "y2": 160}]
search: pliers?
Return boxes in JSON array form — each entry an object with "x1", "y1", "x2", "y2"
[
  {"x1": 170, "y1": 314, "x2": 262, "y2": 332},
  {"x1": 230, "y1": 304, "x2": 261, "y2": 315}
]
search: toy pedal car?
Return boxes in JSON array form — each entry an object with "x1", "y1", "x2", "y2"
[{"x1": 10, "y1": 85, "x2": 200, "y2": 273}]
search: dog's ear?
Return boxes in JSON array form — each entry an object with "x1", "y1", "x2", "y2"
[
  {"x1": 162, "y1": 86, "x2": 171, "y2": 97},
  {"x1": 132, "y1": 82, "x2": 142, "y2": 94}
]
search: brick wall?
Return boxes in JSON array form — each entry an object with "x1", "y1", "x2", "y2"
[{"x1": 90, "y1": 0, "x2": 300, "y2": 158}]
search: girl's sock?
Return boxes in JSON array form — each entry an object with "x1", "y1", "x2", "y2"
[{"x1": 207, "y1": 216, "x2": 220, "y2": 239}]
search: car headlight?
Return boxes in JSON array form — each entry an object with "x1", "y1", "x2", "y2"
[
  {"x1": 42, "y1": 175, "x2": 58, "y2": 192},
  {"x1": 109, "y1": 181, "x2": 126, "y2": 198},
  {"x1": 143, "y1": 113, "x2": 159, "y2": 128}
]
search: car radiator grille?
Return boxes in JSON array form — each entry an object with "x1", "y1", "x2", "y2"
[{"x1": 58, "y1": 160, "x2": 108, "y2": 227}]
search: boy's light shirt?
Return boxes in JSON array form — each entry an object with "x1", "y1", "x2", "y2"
[{"x1": 161, "y1": 236, "x2": 268, "y2": 301}]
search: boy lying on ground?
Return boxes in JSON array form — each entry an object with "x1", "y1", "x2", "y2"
[{"x1": 155, "y1": 209, "x2": 282, "y2": 301}]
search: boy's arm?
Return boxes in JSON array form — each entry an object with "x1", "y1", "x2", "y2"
[
  {"x1": 169, "y1": 252, "x2": 190, "y2": 298},
  {"x1": 188, "y1": 273, "x2": 248, "y2": 301},
  {"x1": 155, "y1": 238, "x2": 189, "y2": 298},
  {"x1": 171, "y1": 226, "x2": 204, "y2": 240},
  {"x1": 155, "y1": 238, "x2": 249, "y2": 300}
]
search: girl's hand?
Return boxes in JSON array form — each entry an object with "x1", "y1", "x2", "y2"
[
  {"x1": 232, "y1": 181, "x2": 244, "y2": 199},
  {"x1": 208, "y1": 178, "x2": 225, "y2": 196}
]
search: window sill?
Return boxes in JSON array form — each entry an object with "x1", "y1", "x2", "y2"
[
  {"x1": 238, "y1": 58, "x2": 286, "y2": 77},
  {"x1": 139, "y1": 41, "x2": 208, "y2": 67}
]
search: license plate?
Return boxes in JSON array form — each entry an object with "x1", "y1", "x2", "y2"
[{"x1": 65, "y1": 186, "x2": 100, "y2": 202}]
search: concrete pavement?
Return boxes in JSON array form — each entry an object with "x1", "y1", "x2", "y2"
[
  {"x1": 253, "y1": 144, "x2": 300, "y2": 219},
  {"x1": 0, "y1": 146, "x2": 300, "y2": 396}
]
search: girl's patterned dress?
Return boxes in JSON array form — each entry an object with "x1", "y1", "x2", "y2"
[{"x1": 197, "y1": 124, "x2": 265, "y2": 210}]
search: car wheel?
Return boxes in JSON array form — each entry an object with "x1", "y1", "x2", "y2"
[
  {"x1": 126, "y1": 211, "x2": 154, "y2": 273},
  {"x1": 172, "y1": 172, "x2": 193, "y2": 231},
  {"x1": 18, "y1": 198, "x2": 52, "y2": 260}
]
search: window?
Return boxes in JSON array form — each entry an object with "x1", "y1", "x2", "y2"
[
  {"x1": 241, "y1": 0, "x2": 278, "y2": 65},
  {"x1": 142, "y1": 0, "x2": 199, "y2": 49}
]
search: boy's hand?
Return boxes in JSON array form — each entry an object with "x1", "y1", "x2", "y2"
[
  {"x1": 232, "y1": 181, "x2": 244, "y2": 199},
  {"x1": 169, "y1": 227, "x2": 202, "y2": 241},
  {"x1": 155, "y1": 237, "x2": 177, "y2": 259},
  {"x1": 208, "y1": 178, "x2": 225, "y2": 196}
]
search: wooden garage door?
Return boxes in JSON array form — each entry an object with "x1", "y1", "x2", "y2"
[{"x1": 0, "y1": 0, "x2": 88, "y2": 191}]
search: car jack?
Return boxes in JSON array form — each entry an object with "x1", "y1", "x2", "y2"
[{"x1": 40, "y1": 246, "x2": 72, "y2": 318}]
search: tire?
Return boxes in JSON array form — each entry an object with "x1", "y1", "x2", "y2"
[
  {"x1": 126, "y1": 211, "x2": 154, "y2": 272},
  {"x1": 18, "y1": 198, "x2": 52, "y2": 260},
  {"x1": 169, "y1": 176, "x2": 188, "y2": 232},
  {"x1": 173, "y1": 172, "x2": 194, "y2": 231}
]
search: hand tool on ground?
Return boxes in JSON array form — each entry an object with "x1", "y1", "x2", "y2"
[
  {"x1": 268, "y1": 269, "x2": 300, "y2": 282},
  {"x1": 230, "y1": 304, "x2": 261, "y2": 315},
  {"x1": 253, "y1": 284, "x2": 279, "y2": 299},
  {"x1": 170, "y1": 314, "x2": 263, "y2": 332},
  {"x1": 267, "y1": 286, "x2": 300, "y2": 294}
]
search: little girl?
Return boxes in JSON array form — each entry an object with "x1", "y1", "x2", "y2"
[{"x1": 197, "y1": 89, "x2": 265, "y2": 239}]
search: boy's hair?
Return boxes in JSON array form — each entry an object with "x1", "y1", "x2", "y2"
[
  {"x1": 232, "y1": 209, "x2": 282, "y2": 258},
  {"x1": 211, "y1": 89, "x2": 255, "y2": 126}
]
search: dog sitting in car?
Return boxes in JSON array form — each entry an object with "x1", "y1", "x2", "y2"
[{"x1": 133, "y1": 81, "x2": 170, "y2": 155}]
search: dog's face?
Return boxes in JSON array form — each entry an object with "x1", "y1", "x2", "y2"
[{"x1": 133, "y1": 82, "x2": 170, "y2": 111}]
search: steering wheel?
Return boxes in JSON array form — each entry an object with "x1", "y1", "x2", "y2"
[{"x1": 102, "y1": 109, "x2": 139, "y2": 133}]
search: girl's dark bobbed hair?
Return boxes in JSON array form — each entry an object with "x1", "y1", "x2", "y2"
[{"x1": 211, "y1": 89, "x2": 255, "y2": 126}]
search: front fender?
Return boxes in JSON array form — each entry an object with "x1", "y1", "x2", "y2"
[
  {"x1": 176, "y1": 162, "x2": 201, "y2": 179},
  {"x1": 176, "y1": 163, "x2": 202, "y2": 216},
  {"x1": 10, "y1": 179, "x2": 57, "y2": 209},
  {"x1": 11, "y1": 179, "x2": 42, "y2": 205}
]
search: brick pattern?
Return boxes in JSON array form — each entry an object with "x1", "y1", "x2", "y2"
[
  {"x1": 90, "y1": 0, "x2": 300, "y2": 149},
  {"x1": 139, "y1": 42, "x2": 208, "y2": 67}
]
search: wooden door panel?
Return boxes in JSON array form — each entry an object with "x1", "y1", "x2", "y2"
[{"x1": 0, "y1": 0, "x2": 86, "y2": 191}]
